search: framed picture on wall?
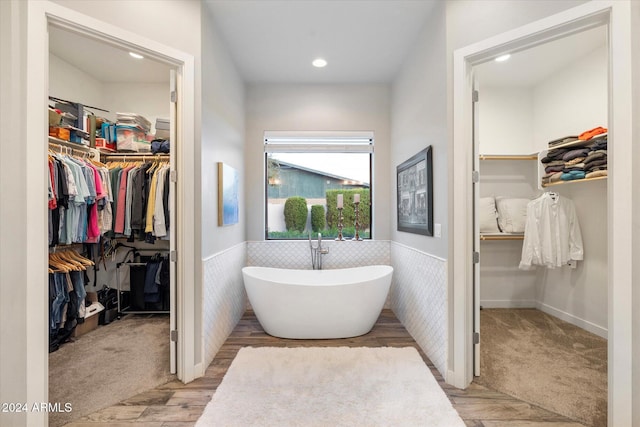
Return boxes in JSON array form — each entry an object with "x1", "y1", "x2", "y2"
[
  {"x1": 396, "y1": 146, "x2": 433, "y2": 236},
  {"x1": 218, "y1": 162, "x2": 239, "y2": 226}
]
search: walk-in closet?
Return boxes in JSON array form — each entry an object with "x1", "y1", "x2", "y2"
[
  {"x1": 473, "y1": 25, "x2": 608, "y2": 427},
  {"x1": 47, "y1": 25, "x2": 177, "y2": 427}
]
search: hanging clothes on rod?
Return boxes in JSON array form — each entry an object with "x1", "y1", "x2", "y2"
[
  {"x1": 48, "y1": 146, "x2": 113, "y2": 246},
  {"x1": 116, "y1": 250, "x2": 170, "y2": 314},
  {"x1": 519, "y1": 191, "x2": 584, "y2": 270},
  {"x1": 48, "y1": 250, "x2": 94, "y2": 352},
  {"x1": 106, "y1": 159, "x2": 170, "y2": 242}
]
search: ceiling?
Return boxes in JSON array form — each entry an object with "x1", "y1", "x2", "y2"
[
  {"x1": 49, "y1": 25, "x2": 171, "y2": 84},
  {"x1": 203, "y1": 0, "x2": 438, "y2": 84},
  {"x1": 48, "y1": 3, "x2": 607, "y2": 88},
  {"x1": 475, "y1": 25, "x2": 607, "y2": 87}
]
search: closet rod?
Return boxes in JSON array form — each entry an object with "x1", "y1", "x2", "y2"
[
  {"x1": 102, "y1": 154, "x2": 169, "y2": 161},
  {"x1": 480, "y1": 234, "x2": 525, "y2": 241},
  {"x1": 49, "y1": 242, "x2": 87, "y2": 252},
  {"x1": 48, "y1": 138, "x2": 96, "y2": 158},
  {"x1": 479, "y1": 154, "x2": 538, "y2": 160}
]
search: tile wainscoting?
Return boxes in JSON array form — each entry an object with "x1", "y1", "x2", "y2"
[
  {"x1": 390, "y1": 242, "x2": 448, "y2": 377},
  {"x1": 246, "y1": 240, "x2": 391, "y2": 269},
  {"x1": 203, "y1": 242, "x2": 247, "y2": 368}
]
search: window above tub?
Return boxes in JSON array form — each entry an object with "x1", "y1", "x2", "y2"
[{"x1": 264, "y1": 131, "x2": 373, "y2": 240}]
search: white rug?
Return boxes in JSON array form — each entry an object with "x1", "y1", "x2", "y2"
[{"x1": 196, "y1": 346, "x2": 466, "y2": 427}]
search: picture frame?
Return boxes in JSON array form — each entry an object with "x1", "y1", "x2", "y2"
[
  {"x1": 218, "y1": 162, "x2": 239, "y2": 226},
  {"x1": 396, "y1": 146, "x2": 433, "y2": 236}
]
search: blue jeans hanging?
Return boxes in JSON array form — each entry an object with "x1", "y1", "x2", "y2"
[{"x1": 50, "y1": 272, "x2": 69, "y2": 333}]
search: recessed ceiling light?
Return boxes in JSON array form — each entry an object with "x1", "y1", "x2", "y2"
[
  {"x1": 312, "y1": 58, "x2": 327, "y2": 68},
  {"x1": 495, "y1": 54, "x2": 511, "y2": 62},
  {"x1": 129, "y1": 52, "x2": 144, "y2": 60}
]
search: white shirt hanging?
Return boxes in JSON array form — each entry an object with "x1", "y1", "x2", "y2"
[{"x1": 519, "y1": 192, "x2": 584, "y2": 269}]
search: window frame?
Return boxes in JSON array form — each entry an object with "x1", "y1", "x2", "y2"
[{"x1": 264, "y1": 131, "x2": 374, "y2": 240}]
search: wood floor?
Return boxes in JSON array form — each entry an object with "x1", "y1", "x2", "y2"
[{"x1": 65, "y1": 310, "x2": 586, "y2": 427}]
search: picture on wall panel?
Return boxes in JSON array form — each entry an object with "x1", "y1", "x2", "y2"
[
  {"x1": 218, "y1": 162, "x2": 239, "y2": 226},
  {"x1": 396, "y1": 146, "x2": 433, "y2": 236}
]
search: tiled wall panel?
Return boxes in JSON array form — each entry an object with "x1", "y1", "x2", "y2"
[
  {"x1": 247, "y1": 240, "x2": 390, "y2": 269},
  {"x1": 390, "y1": 242, "x2": 448, "y2": 377},
  {"x1": 203, "y1": 243, "x2": 247, "y2": 368}
]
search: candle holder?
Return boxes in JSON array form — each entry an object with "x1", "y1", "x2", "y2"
[
  {"x1": 352, "y1": 201, "x2": 363, "y2": 241},
  {"x1": 335, "y1": 207, "x2": 345, "y2": 241}
]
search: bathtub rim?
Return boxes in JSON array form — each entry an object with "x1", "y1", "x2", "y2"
[{"x1": 242, "y1": 265, "x2": 393, "y2": 287}]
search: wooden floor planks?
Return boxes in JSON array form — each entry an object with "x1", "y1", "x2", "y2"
[{"x1": 65, "y1": 310, "x2": 586, "y2": 427}]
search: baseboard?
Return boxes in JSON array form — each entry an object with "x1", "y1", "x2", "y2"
[
  {"x1": 537, "y1": 302, "x2": 608, "y2": 339},
  {"x1": 480, "y1": 300, "x2": 537, "y2": 309}
]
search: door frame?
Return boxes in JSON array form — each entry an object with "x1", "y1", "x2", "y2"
[
  {"x1": 26, "y1": 2, "x2": 197, "y2": 423},
  {"x1": 451, "y1": 1, "x2": 633, "y2": 425},
  {"x1": 471, "y1": 80, "x2": 480, "y2": 377}
]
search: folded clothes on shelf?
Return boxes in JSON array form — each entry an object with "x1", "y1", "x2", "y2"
[
  {"x1": 562, "y1": 148, "x2": 590, "y2": 162},
  {"x1": 561, "y1": 170, "x2": 586, "y2": 181},
  {"x1": 585, "y1": 170, "x2": 608, "y2": 179},
  {"x1": 548, "y1": 135, "x2": 579, "y2": 147}
]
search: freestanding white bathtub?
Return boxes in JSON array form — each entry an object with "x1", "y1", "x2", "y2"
[{"x1": 242, "y1": 265, "x2": 393, "y2": 339}]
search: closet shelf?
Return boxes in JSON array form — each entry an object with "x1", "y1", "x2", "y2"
[
  {"x1": 480, "y1": 233, "x2": 525, "y2": 241},
  {"x1": 544, "y1": 135, "x2": 605, "y2": 151},
  {"x1": 542, "y1": 175, "x2": 607, "y2": 187},
  {"x1": 479, "y1": 154, "x2": 538, "y2": 160}
]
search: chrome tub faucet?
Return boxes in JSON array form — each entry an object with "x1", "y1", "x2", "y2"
[{"x1": 309, "y1": 232, "x2": 329, "y2": 270}]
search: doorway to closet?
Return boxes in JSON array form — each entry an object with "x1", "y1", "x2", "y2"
[
  {"x1": 45, "y1": 21, "x2": 179, "y2": 427},
  {"x1": 471, "y1": 25, "x2": 608, "y2": 427}
]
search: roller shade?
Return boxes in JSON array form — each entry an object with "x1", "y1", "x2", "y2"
[{"x1": 264, "y1": 131, "x2": 374, "y2": 153}]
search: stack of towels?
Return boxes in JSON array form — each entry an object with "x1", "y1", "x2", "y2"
[{"x1": 540, "y1": 127, "x2": 608, "y2": 185}]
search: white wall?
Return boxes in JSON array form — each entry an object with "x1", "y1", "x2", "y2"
[
  {"x1": 0, "y1": 1, "x2": 42, "y2": 425},
  {"x1": 632, "y1": 1, "x2": 640, "y2": 422},
  {"x1": 102, "y1": 83, "x2": 170, "y2": 133},
  {"x1": 445, "y1": 0, "x2": 588, "y2": 54},
  {"x1": 479, "y1": 159, "x2": 538, "y2": 200},
  {"x1": 51, "y1": 0, "x2": 203, "y2": 58},
  {"x1": 201, "y1": 7, "x2": 246, "y2": 256},
  {"x1": 532, "y1": 46, "x2": 608, "y2": 150},
  {"x1": 49, "y1": 54, "x2": 103, "y2": 110},
  {"x1": 391, "y1": 1, "x2": 447, "y2": 258},
  {"x1": 478, "y1": 86, "x2": 534, "y2": 155},
  {"x1": 479, "y1": 160, "x2": 539, "y2": 308},
  {"x1": 535, "y1": 181, "x2": 607, "y2": 336},
  {"x1": 245, "y1": 83, "x2": 391, "y2": 241}
]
